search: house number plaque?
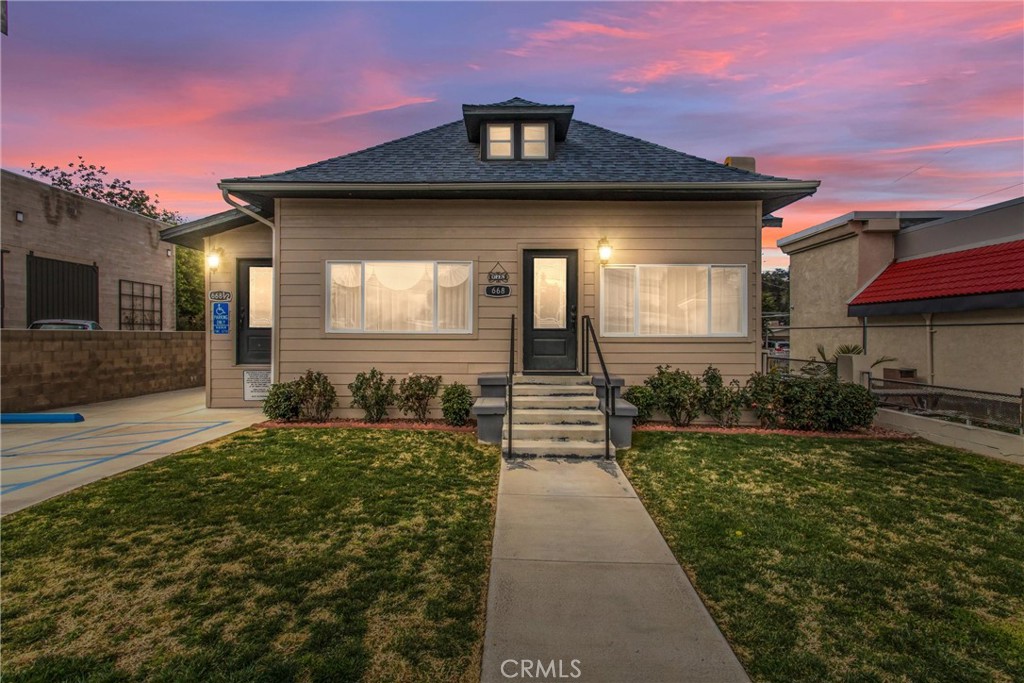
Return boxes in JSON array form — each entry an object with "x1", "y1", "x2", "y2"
[{"x1": 485, "y1": 285, "x2": 511, "y2": 297}]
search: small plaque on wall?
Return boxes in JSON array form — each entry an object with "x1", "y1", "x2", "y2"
[
  {"x1": 488, "y1": 262, "x2": 510, "y2": 282},
  {"x1": 485, "y1": 285, "x2": 511, "y2": 297},
  {"x1": 212, "y1": 302, "x2": 230, "y2": 335},
  {"x1": 243, "y1": 370, "x2": 271, "y2": 401}
]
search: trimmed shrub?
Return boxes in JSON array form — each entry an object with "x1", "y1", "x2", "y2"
[
  {"x1": 779, "y1": 375, "x2": 878, "y2": 432},
  {"x1": 398, "y1": 374, "x2": 443, "y2": 422},
  {"x1": 294, "y1": 370, "x2": 337, "y2": 422},
  {"x1": 262, "y1": 370, "x2": 338, "y2": 422},
  {"x1": 441, "y1": 382, "x2": 474, "y2": 426},
  {"x1": 263, "y1": 381, "x2": 301, "y2": 422},
  {"x1": 349, "y1": 368, "x2": 397, "y2": 422},
  {"x1": 623, "y1": 385, "x2": 657, "y2": 425},
  {"x1": 745, "y1": 371, "x2": 785, "y2": 428},
  {"x1": 834, "y1": 381, "x2": 878, "y2": 430},
  {"x1": 645, "y1": 365, "x2": 702, "y2": 427},
  {"x1": 700, "y1": 366, "x2": 745, "y2": 427}
]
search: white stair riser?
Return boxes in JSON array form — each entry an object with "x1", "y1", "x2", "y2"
[
  {"x1": 508, "y1": 440, "x2": 610, "y2": 457},
  {"x1": 513, "y1": 384, "x2": 596, "y2": 396},
  {"x1": 512, "y1": 397, "x2": 599, "y2": 410},
  {"x1": 503, "y1": 425, "x2": 606, "y2": 441},
  {"x1": 513, "y1": 375, "x2": 593, "y2": 386},
  {"x1": 511, "y1": 410, "x2": 603, "y2": 425}
]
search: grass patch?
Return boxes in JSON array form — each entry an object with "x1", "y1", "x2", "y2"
[
  {"x1": 1, "y1": 428, "x2": 500, "y2": 682},
  {"x1": 620, "y1": 432, "x2": 1024, "y2": 682}
]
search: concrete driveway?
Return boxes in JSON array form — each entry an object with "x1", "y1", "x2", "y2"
[{"x1": 1, "y1": 387, "x2": 262, "y2": 515}]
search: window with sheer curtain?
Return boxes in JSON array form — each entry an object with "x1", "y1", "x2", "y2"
[
  {"x1": 327, "y1": 261, "x2": 472, "y2": 333},
  {"x1": 601, "y1": 265, "x2": 746, "y2": 337}
]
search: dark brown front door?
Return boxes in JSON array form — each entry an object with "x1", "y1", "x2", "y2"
[
  {"x1": 523, "y1": 250, "x2": 578, "y2": 372},
  {"x1": 236, "y1": 259, "x2": 272, "y2": 365}
]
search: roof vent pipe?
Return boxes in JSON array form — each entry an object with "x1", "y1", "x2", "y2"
[{"x1": 725, "y1": 156, "x2": 756, "y2": 173}]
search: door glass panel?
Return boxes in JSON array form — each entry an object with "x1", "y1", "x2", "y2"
[
  {"x1": 533, "y1": 257, "x2": 567, "y2": 329},
  {"x1": 248, "y1": 267, "x2": 273, "y2": 328}
]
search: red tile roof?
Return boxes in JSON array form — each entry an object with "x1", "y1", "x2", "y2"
[{"x1": 850, "y1": 239, "x2": 1024, "y2": 305}]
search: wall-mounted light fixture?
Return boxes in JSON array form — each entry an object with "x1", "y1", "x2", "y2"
[
  {"x1": 166, "y1": 248, "x2": 173, "y2": 258},
  {"x1": 597, "y1": 237, "x2": 613, "y2": 264},
  {"x1": 15, "y1": 211, "x2": 24, "y2": 222},
  {"x1": 206, "y1": 247, "x2": 224, "y2": 273}
]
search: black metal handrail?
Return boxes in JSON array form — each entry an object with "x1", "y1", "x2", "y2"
[
  {"x1": 581, "y1": 315, "x2": 614, "y2": 459},
  {"x1": 506, "y1": 314, "x2": 515, "y2": 458}
]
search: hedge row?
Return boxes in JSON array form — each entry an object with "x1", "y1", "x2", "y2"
[{"x1": 623, "y1": 365, "x2": 877, "y2": 432}]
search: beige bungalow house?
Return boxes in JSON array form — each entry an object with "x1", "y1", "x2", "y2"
[{"x1": 162, "y1": 98, "x2": 819, "y2": 453}]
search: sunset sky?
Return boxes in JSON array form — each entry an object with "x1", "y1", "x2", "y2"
[{"x1": 2, "y1": 1, "x2": 1021, "y2": 267}]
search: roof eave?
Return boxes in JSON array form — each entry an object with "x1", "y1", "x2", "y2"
[
  {"x1": 849, "y1": 291, "x2": 1024, "y2": 317},
  {"x1": 218, "y1": 180, "x2": 819, "y2": 214},
  {"x1": 159, "y1": 206, "x2": 274, "y2": 249}
]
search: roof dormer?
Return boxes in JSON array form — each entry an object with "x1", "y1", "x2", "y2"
[{"x1": 463, "y1": 97, "x2": 574, "y2": 161}]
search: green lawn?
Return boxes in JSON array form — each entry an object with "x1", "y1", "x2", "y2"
[
  {"x1": 621, "y1": 432, "x2": 1024, "y2": 683},
  {"x1": 1, "y1": 428, "x2": 500, "y2": 683}
]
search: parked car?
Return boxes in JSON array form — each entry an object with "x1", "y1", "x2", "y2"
[
  {"x1": 765, "y1": 340, "x2": 790, "y2": 356},
  {"x1": 28, "y1": 319, "x2": 103, "y2": 330}
]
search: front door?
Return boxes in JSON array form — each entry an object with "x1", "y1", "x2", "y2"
[
  {"x1": 236, "y1": 259, "x2": 272, "y2": 365},
  {"x1": 523, "y1": 250, "x2": 578, "y2": 372}
]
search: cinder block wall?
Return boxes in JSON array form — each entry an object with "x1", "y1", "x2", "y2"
[{"x1": 1, "y1": 330, "x2": 204, "y2": 412}]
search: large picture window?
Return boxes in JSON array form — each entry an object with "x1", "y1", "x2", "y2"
[
  {"x1": 327, "y1": 261, "x2": 473, "y2": 334},
  {"x1": 601, "y1": 265, "x2": 746, "y2": 337}
]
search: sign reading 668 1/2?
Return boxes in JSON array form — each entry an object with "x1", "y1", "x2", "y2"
[
  {"x1": 485, "y1": 285, "x2": 511, "y2": 298},
  {"x1": 209, "y1": 290, "x2": 232, "y2": 301}
]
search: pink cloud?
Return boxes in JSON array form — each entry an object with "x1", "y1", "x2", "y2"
[
  {"x1": 610, "y1": 50, "x2": 737, "y2": 85},
  {"x1": 507, "y1": 18, "x2": 649, "y2": 56},
  {"x1": 311, "y1": 96, "x2": 437, "y2": 125},
  {"x1": 878, "y1": 136, "x2": 1024, "y2": 155}
]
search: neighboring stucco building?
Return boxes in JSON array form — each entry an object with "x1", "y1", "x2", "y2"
[
  {"x1": 779, "y1": 198, "x2": 1024, "y2": 394},
  {"x1": 1, "y1": 169, "x2": 177, "y2": 330},
  {"x1": 162, "y1": 98, "x2": 820, "y2": 439}
]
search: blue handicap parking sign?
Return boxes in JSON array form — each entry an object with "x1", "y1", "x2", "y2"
[{"x1": 212, "y1": 302, "x2": 230, "y2": 335}]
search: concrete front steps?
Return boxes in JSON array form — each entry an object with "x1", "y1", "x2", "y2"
[{"x1": 504, "y1": 375, "x2": 611, "y2": 458}]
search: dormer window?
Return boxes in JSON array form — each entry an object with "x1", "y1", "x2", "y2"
[
  {"x1": 487, "y1": 124, "x2": 514, "y2": 159},
  {"x1": 522, "y1": 124, "x2": 549, "y2": 159},
  {"x1": 483, "y1": 122, "x2": 552, "y2": 161},
  {"x1": 465, "y1": 99, "x2": 573, "y2": 161}
]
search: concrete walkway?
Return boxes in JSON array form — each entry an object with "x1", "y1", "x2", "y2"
[
  {"x1": 481, "y1": 458, "x2": 750, "y2": 683},
  {"x1": 1, "y1": 387, "x2": 262, "y2": 515}
]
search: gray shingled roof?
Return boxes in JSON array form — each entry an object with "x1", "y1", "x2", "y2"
[{"x1": 222, "y1": 116, "x2": 804, "y2": 186}]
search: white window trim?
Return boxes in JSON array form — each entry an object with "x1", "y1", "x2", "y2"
[
  {"x1": 599, "y1": 264, "x2": 748, "y2": 338},
  {"x1": 325, "y1": 260, "x2": 474, "y2": 334}
]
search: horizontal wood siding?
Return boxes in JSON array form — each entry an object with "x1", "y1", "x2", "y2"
[
  {"x1": 272, "y1": 199, "x2": 761, "y2": 418},
  {"x1": 206, "y1": 223, "x2": 273, "y2": 408}
]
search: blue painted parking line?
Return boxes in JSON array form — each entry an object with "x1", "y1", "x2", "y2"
[
  {"x1": 1, "y1": 424, "x2": 114, "y2": 454},
  {"x1": 2, "y1": 421, "x2": 229, "y2": 456},
  {"x1": 4, "y1": 457, "x2": 109, "y2": 471},
  {"x1": 0, "y1": 421, "x2": 230, "y2": 495},
  {"x1": 6, "y1": 438, "x2": 207, "y2": 458}
]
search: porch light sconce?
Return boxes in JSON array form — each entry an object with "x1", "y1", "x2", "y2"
[
  {"x1": 15, "y1": 211, "x2": 24, "y2": 222},
  {"x1": 597, "y1": 237, "x2": 613, "y2": 264},
  {"x1": 206, "y1": 247, "x2": 224, "y2": 273}
]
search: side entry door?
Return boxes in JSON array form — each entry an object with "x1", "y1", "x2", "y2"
[{"x1": 236, "y1": 259, "x2": 272, "y2": 365}]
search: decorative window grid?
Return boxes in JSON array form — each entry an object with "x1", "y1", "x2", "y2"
[{"x1": 119, "y1": 279, "x2": 162, "y2": 330}]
